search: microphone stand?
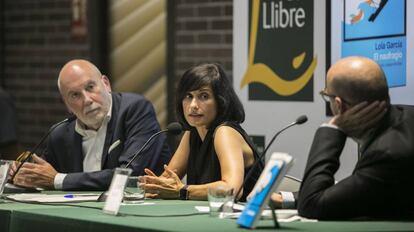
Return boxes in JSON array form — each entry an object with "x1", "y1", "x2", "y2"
[
  {"x1": 232, "y1": 116, "x2": 307, "y2": 228},
  {"x1": 97, "y1": 130, "x2": 167, "y2": 202},
  {"x1": 97, "y1": 122, "x2": 182, "y2": 202},
  {"x1": 124, "y1": 130, "x2": 166, "y2": 168},
  {"x1": 5, "y1": 118, "x2": 69, "y2": 193},
  {"x1": 234, "y1": 119, "x2": 305, "y2": 204},
  {"x1": 124, "y1": 122, "x2": 182, "y2": 169},
  {"x1": 232, "y1": 124, "x2": 295, "y2": 228}
]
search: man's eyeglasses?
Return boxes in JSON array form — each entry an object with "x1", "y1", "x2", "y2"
[{"x1": 319, "y1": 90, "x2": 350, "y2": 105}]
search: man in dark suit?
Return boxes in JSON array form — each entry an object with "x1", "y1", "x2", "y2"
[
  {"x1": 12, "y1": 59, "x2": 170, "y2": 190},
  {"x1": 297, "y1": 56, "x2": 414, "y2": 219}
]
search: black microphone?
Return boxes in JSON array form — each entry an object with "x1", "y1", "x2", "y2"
[
  {"x1": 124, "y1": 122, "x2": 182, "y2": 168},
  {"x1": 10, "y1": 118, "x2": 69, "y2": 182},
  {"x1": 234, "y1": 115, "x2": 308, "y2": 203}
]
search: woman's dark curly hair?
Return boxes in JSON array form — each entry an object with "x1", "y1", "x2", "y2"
[{"x1": 175, "y1": 63, "x2": 245, "y2": 129}]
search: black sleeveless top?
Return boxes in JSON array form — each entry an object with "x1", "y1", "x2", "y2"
[{"x1": 186, "y1": 121, "x2": 263, "y2": 201}]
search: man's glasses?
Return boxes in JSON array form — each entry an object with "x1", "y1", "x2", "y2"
[{"x1": 319, "y1": 90, "x2": 350, "y2": 105}]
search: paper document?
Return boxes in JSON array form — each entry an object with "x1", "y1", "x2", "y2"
[
  {"x1": 6, "y1": 193, "x2": 100, "y2": 203},
  {"x1": 195, "y1": 205, "x2": 304, "y2": 222}
]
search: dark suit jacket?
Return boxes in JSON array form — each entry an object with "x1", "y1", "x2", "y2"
[
  {"x1": 298, "y1": 105, "x2": 414, "y2": 220},
  {"x1": 44, "y1": 93, "x2": 171, "y2": 190}
]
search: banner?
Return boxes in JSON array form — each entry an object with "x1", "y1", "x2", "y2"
[
  {"x1": 234, "y1": 0, "x2": 334, "y2": 179},
  {"x1": 330, "y1": 0, "x2": 413, "y2": 105},
  {"x1": 341, "y1": 0, "x2": 406, "y2": 87},
  {"x1": 241, "y1": 0, "x2": 316, "y2": 101}
]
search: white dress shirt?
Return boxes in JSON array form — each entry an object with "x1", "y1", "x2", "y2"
[{"x1": 54, "y1": 98, "x2": 113, "y2": 189}]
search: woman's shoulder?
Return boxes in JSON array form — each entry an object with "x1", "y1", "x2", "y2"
[
  {"x1": 214, "y1": 121, "x2": 246, "y2": 135},
  {"x1": 213, "y1": 121, "x2": 246, "y2": 139},
  {"x1": 213, "y1": 122, "x2": 258, "y2": 156},
  {"x1": 216, "y1": 121, "x2": 242, "y2": 129}
]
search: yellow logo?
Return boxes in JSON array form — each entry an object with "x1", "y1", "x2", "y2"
[{"x1": 241, "y1": 0, "x2": 317, "y2": 96}]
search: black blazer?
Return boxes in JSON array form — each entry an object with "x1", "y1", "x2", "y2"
[
  {"x1": 298, "y1": 105, "x2": 414, "y2": 220},
  {"x1": 44, "y1": 93, "x2": 171, "y2": 190}
]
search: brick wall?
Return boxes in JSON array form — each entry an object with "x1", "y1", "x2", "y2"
[
  {"x1": 1, "y1": 0, "x2": 234, "y2": 150},
  {"x1": 2, "y1": 0, "x2": 90, "y2": 149},
  {"x1": 174, "y1": 0, "x2": 233, "y2": 80}
]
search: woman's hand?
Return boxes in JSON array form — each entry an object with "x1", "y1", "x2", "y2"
[{"x1": 141, "y1": 165, "x2": 184, "y2": 199}]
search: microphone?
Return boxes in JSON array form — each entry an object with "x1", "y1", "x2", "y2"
[
  {"x1": 234, "y1": 115, "x2": 308, "y2": 203},
  {"x1": 124, "y1": 122, "x2": 182, "y2": 168},
  {"x1": 97, "y1": 122, "x2": 182, "y2": 202}
]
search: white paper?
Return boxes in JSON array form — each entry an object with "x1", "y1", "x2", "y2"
[
  {"x1": 6, "y1": 193, "x2": 99, "y2": 203},
  {"x1": 194, "y1": 205, "x2": 312, "y2": 222}
]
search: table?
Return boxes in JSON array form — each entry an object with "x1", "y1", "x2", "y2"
[{"x1": 1, "y1": 197, "x2": 414, "y2": 232}]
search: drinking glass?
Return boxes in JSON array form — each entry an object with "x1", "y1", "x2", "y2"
[
  {"x1": 123, "y1": 176, "x2": 145, "y2": 203},
  {"x1": 207, "y1": 185, "x2": 234, "y2": 218},
  {"x1": 0, "y1": 160, "x2": 12, "y2": 195}
]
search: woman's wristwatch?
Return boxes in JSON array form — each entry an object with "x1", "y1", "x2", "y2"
[{"x1": 179, "y1": 185, "x2": 189, "y2": 200}]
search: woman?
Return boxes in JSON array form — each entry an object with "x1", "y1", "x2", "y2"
[{"x1": 142, "y1": 63, "x2": 263, "y2": 201}]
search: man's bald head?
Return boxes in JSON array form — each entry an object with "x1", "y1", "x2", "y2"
[
  {"x1": 58, "y1": 59, "x2": 102, "y2": 91},
  {"x1": 326, "y1": 56, "x2": 389, "y2": 105}
]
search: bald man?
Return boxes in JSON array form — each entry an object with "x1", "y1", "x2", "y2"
[
  {"x1": 294, "y1": 56, "x2": 414, "y2": 219},
  {"x1": 13, "y1": 59, "x2": 171, "y2": 190}
]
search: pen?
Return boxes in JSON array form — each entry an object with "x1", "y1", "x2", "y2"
[{"x1": 63, "y1": 194, "x2": 98, "y2": 198}]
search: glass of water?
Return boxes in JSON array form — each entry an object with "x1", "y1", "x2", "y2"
[
  {"x1": 208, "y1": 185, "x2": 234, "y2": 218},
  {"x1": 123, "y1": 176, "x2": 145, "y2": 204}
]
